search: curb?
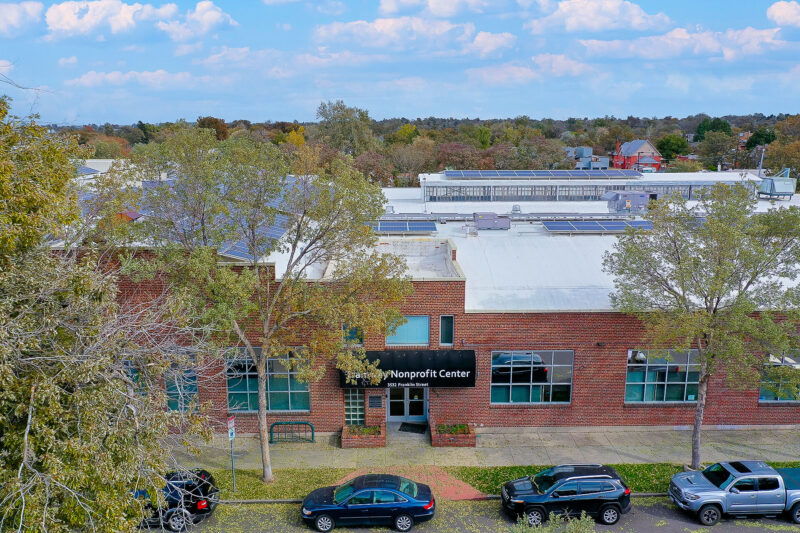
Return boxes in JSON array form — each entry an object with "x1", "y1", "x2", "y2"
[{"x1": 220, "y1": 492, "x2": 668, "y2": 505}]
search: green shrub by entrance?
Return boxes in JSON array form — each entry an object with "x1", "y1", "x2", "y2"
[{"x1": 436, "y1": 423, "x2": 470, "y2": 434}]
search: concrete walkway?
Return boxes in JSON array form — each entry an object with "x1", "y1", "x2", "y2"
[{"x1": 173, "y1": 426, "x2": 800, "y2": 470}]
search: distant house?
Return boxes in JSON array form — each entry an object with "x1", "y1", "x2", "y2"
[
  {"x1": 738, "y1": 131, "x2": 752, "y2": 150},
  {"x1": 613, "y1": 140, "x2": 662, "y2": 171},
  {"x1": 563, "y1": 146, "x2": 610, "y2": 170}
]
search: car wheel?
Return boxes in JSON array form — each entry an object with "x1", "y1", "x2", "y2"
[
  {"x1": 598, "y1": 505, "x2": 620, "y2": 525},
  {"x1": 525, "y1": 507, "x2": 545, "y2": 527},
  {"x1": 164, "y1": 509, "x2": 191, "y2": 532},
  {"x1": 314, "y1": 514, "x2": 335, "y2": 532},
  {"x1": 698, "y1": 504, "x2": 721, "y2": 526},
  {"x1": 791, "y1": 503, "x2": 800, "y2": 524},
  {"x1": 394, "y1": 513, "x2": 414, "y2": 532}
]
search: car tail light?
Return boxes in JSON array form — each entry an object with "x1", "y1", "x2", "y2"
[
  {"x1": 424, "y1": 499, "x2": 435, "y2": 510},
  {"x1": 197, "y1": 500, "x2": 208, "y2": 510},
  {"x1": 624, "y1": 488, "x2": 631, "y2": 496}
]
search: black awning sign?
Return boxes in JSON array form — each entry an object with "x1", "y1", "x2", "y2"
[{"x1": 340, "y1": 350, "x2": 476, "y2": 388}]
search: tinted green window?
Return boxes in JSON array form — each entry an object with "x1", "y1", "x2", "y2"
[
  {"x1": 440, "y1": 316, "x2": 454, "y2": 345},
  {"x1": 344, "y1": 326, "x2": 363, "y2": 345},
  {"x1": 387, "y1": 316, "x2": 429, "y2": 345},
  {"x1": 166, "y1": 370, "x2": 197, "y2": 412},
  {"x1": 625, "y1": 350, "x2": 699, "y2": 403},
  {"x1": 490, "y1": 350, "x2": 573, "y2": 404},
  {"x1": 226, "y1": 349, "x2": 310, "y2": 412},
  {"x1": 760, "y1": 355, "x2": 800, "y2": 402}
]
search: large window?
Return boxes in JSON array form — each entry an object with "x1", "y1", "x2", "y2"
[
  {"x1": 386, "y1": 316, "x2": 429, "y2": 346},
  {"x1": 344, "y1": 389, "x2": 365, "y2": 425},
  {"x1": 625, "y1": 350, "x2": 699, "y2": 403},
  {"x1": 343, "y1": 325, "x2": 363, "y2": 346},
  {"x1": 760, "y1": 354, "x2": 800, "y2": 402},
  {"x1": 226, "y1": 350, "x2": 310, "y2": 412},
  {"x1": 490, "y1": 350, "x2": 573, "y2": 404},
  {"x1": 166, "y1": 369, "x2": 198, "y2": 412}
]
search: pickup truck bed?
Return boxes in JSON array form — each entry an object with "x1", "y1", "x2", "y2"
[{"x1": 776, "y1": 468, "x2": 800, "y2": 491}]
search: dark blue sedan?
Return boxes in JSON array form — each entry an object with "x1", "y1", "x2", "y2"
[{"x1": 301, "y1": 474, "x2": 435, "y2": 532}]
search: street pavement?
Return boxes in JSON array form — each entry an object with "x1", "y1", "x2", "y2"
[
  {"x1": 175, "y1": 426, "x2": 800, "y2": 470},
  {"x1": 194, "y1": 498, "x2": 800, "y2": 532}
]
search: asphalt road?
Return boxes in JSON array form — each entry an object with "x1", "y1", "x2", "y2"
[{"x1": 193, "y1": 498, "x2": 800, "y2": 533}]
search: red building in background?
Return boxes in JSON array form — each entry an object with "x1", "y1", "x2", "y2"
[{"x1": 614, "y1": 140, "x2": 662, "y2": 171}]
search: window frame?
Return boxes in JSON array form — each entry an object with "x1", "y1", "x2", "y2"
[
  {"x1": 166, "y1": 368, "x2": 198, "y2": 412},
  {"x1": 624, "y1": 349, "x2": 700, "y2": 404},
  {"x1": 439, "y1": 315, "x2": 454, "y2": 346},
  {"x1": 225, "y1": 349, "x2": 310, "y2": 413},
  {"x1": 489, "y1": 350, "x2": 574, "y2": 405},
  {"x1": 386, "y1": 315, "x2": 430, "y2": 346},
  {"x1": 759, "y1": 354, "x2": 800, "y2": 403},
  {"x1": 344, "y1": 389, "x2": 365, "y2": 426}
]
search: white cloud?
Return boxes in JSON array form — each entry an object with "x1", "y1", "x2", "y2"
[
  {"x1": 156, "y1": 1, "x2": 237, "y2": 41},
  {"x1": 123, "y1": 44, "x2": 145, "y2": 51},
  {"x1": 262, "y1": 0, "x2": 299, "y2": 4},
  {"x1": 45, "y1": 0, "x2": 177, "y2": 37},
  {"x1": 315, "y1": 16, "x2": 475, "y2": 49},
  {"x1": 666, "y1": 73, "x2": 690, "y2": 94},
  {"x1": 317, "y1": 1, "x2": 345, "y2": 15},
  {"x1": 580, "y1": 27, "x2": 784, "y2": 61},
  {"x1": 379, "y1": 0, "x2": 489, "y2": 17},
  {"x1": 0, "y1": 60, "x2": 13, "y2": 75},
  {"x1": 466, "y1": 53, "x2": 589, "y2": 85},
  {"x1": 58, "y1": 55, "x2": 78, "y2": 66},
  {"x1": 0, "y1": 2, "x2": 43, "y2": 36},
  {"x1": 525, "y1": 0, "x2": 669, "y2": 33},
  {"x1": 531, "y1": 53, "x2": 590, "y2": 75},
  {"x1": 65, "y1": 69, "x2": 200, "y2": 88},
  {"x1": 465, "y1": 31, "x2": 516, "y2": 58},
  {"x1": 174, "y1": 42, "x2": 203, "y2": 55},
  {"x1": 767, "y1": 1, "x2": 800, "y2": 26}
]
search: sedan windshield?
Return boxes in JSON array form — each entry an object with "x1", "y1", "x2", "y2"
[
  {"x1": 333, "y1": 480, "x2": 356, "y2": 504},
  {"x1": 530, "y1": 469, "x2": 558, "y2": 494},
  {"x1": 702, "y1": 463, "x2": 734, "y2": 489}
]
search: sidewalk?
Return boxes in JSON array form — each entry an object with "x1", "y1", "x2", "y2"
[{"x1": 173, "y1": 426, "x2": 800, "y2": 471}]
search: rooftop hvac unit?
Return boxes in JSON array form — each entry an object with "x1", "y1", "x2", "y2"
[
  {"x1": 474, "y1": 212, "x2": 511, "y2": 230},
  {"x1": 385, "y1": 205, "x2": 395, "y2": 214},
  {"x1": 601, "y1": 190, "x2": 656, "y2": 214}
]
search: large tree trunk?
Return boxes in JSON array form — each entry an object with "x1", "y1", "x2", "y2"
[
  {"x1": 256, "y1": 359, "x2": 273, "y2": 483},
  {"x1": 691, "y1": 370, "x2": 710, "y2": 470}
]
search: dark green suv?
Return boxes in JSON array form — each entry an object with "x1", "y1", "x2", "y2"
[{"x1": 500, "y1": 464, "x2": 631, "y2": 526}]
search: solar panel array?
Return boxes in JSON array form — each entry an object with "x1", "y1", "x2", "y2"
[
  {"x1": 369, "y1": 221, "x2": 437, "y2": 234},
  {"x1": 442, "y1": 169, "x2": 641, "y2": 179},
  {"x1": 542, "y1": 220, "x2": 653, "y2": 233}
]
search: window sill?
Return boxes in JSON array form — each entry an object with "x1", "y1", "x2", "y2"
[
  {"x1": 624, "y1": 402, "x2": 697, "y2": 407},
  {"x1": 758, "y1": 401, "x2": 800, "y2": 405},
  {"x1": 227, "y1": 410, "x2": 312, "y2": 415},
  {"x1": 489, "y1": 402, "x2": 571, "y2": 408},
  {"x1": 385, "y1": 344, "x2": 430, "y2": 348}
]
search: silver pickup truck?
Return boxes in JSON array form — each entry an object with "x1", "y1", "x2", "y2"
[{"x1": 669, "y1": 461, "x2": 800, "y2": 526}]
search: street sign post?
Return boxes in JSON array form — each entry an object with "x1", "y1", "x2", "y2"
[{"x1": 227, "y1": 416, "x2": 236, "y2": 492}]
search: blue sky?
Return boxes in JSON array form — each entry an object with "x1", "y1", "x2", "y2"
[{"x1": 1, "y1": 0, "x2": 800, "y2": 125}]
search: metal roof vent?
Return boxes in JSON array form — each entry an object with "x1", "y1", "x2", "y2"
[
  {"x1": 385, "y1": 205, "x2": 395, "y2": 214},
  {"x1": 511, "y1": 204, "x2": 521, "y2": 214}
]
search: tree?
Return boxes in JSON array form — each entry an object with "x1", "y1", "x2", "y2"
[
  {"x1": 136, "y1": 120, "x2": 158, "y2": 143},
  {"x1": 775, "y1": 115, "x2": 800, "y2": 143},
  {"x1": 354, "y1": 150, "x2": 395, "y2": 185},
  {"x1": 0, "y1": 99, "x2": 214, "y2": 530},
  {"x1": 314, "y1": 100, "x2": 378, "y2": 156},
  {"x1": 436, "y1": 142, "x2": 480, "y2": 169},
  {"x1": 385, "y1": 123, "x2": 419, "y2": 145},
  {"x1": 515, "y1": 136, "x2": 571, "y2": 169},
  {"x1": 695, "y1": 117, "x2": 732, "y2": 141},
  {"x1": 123, "y1": 134, "x2": 412, "y2": 483},
  {"x1": 656, "y1": 134, "x2": 690, "y2": 161},
  {"x1": 765, "y1": 140, "x2": 800, "y2": 174},
  {"x1": 745, "y1": 128, "x2": 776, "y2": 150},
  {"x1": 390, "y1": 137, "x2": 434, "y2": 181},
  {"x1": 603, "y1": 184, "x2": 800, "y2": 469},
  {"x1": 196, "y1": 115, "x2": 230, "y2": 140},
  {"x1": 92, "y1": 137, "x2": 126, "y2": 158},
  {"x1": 666, "y1": 160, "x2": 703, "y2": 173},
  {"x1": 698, "y1": 131, "x2": 736, "y2": 168},
  {"x1": 286, "y1": 126, "x2": 306, "y2": 147}
]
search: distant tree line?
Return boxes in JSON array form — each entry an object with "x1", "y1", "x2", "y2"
[{"x1": 52, "y1": 102, "x2": 800, "y2": 185}]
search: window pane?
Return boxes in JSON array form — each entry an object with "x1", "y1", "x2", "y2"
[
  {"x1": 552, "y1": 351, "x2": 572, "y2": 365},
  {"x1": 627, "y1": 369, "x2": 646, "y2": 383},
  {"x1": 555, "y1": 482, "x2": 578, "y2": 496},
  {"x1": 349, "y1": 491, "x2": 372, "y2": 505},
  {"x1": 625, "y1": 384, "x2": 644, "y2": 402},
  {"x1": 511, "y1": 385, "x2": 529, "y2": 402},
  {"x1": 685, "y1": 384, "x2": 698, "y2": 401},
  {"x1": 440, "y1": 316, "x2": 454, "y2": 345},
  {"x1": 511, "y1": 365, "x2": 532, "y2": 384},
  {"x1": 759, "y1": 478, "x2": 780, "y2": 491},
  {"x1": 646, "y1": 367, "x2": 668, "y2": 382},
  {"x1": 269, "y1": 374, "x2": 289, "y2": 392},
  {"x1": 228, "y1": 376, "x2": 248, "y2": 392},
  {"x1": 291, "y1": 392, "x2": 310, "y2": 411},
  {"x1": 531, "y1": 385, "x2": 549, "y2": 402},
  {"x1": 228, "y1": 393, "x2": 249, "y2": 411},
  {"x1": 667, "y1": 368, "x2": 688, "y2": 382},
  {"x1": 289, "y1": 375, "x2": 307, "y2": 391},
  {"x1": 645, "y1": 383, "x2": 664, "y2": 401},
  {"x1": 551, "y1": 385, "x2": 570, "y2": 402},
  {"x1": 665, "y1": 384, "x2": 685, "y2": 401},
  {"x1": 551, "y1": 366, "x2": 572, "y2": 383},
  {"x1": 491, "y1": 365, "x2": 511, "y2": 384},
  {"x1": 491, "y1": 386, "x2": 510, "y2": 403},
  {"x1": 580, "y1": 482, "x2": 602, "y2": 494},
  {"x1": 269, "y1": 392, "x2": 290, "y2": 410},
  {"x1": 386, "y1": 316, "x2": 429, "y2": 345},
  {"x1": 760, "y1": 386, "x2": 778, "y2": 401},
  {"x1": 248, "y1": 393, "x2": 259, "y2": 411},
  {"x1": 374, "y1": 491, "x2": 396, "y2": 504}
]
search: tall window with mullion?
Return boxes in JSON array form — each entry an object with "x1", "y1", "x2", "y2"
[
  {"x1": 226, "y1": 349, "x2": 310, "y2": 412},
  {"x1": 490, "y1": 350, "x2": 574, "y2": 404},
  {"x1": 166, "y1": 369, "x2": 198, "y2": 412},
  {"x1": 760, "y1": 354, "x2": 800, "y2": 402},
  {"x1": 625, "y1": 349, "x2": 700, "y2": 403}
]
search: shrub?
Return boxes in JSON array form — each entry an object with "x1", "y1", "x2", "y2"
[
  {"x1": 344, "y1": 425, "x2": 381, "y2": 436},
  {"x1": 436, "y1": 423, "x2": 470, "y2": 435},
  {"x1": 509, "y1": 512, "x2": 596, "y2": 533}
]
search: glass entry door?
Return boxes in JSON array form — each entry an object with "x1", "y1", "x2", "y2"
[{"x1": 387, "y1": 387, "x2": 428, "y2": 422}]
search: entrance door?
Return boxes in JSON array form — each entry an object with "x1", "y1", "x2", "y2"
[{"x1": 387, "y1": 387, "x2": 428, "y2": 422}]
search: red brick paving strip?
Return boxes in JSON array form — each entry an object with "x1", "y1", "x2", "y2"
[{"x1": 336, "y1": 466, "x2": 485, "y2": 501}]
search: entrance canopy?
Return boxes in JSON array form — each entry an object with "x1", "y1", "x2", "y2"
[{"x1": 340, "y1": 350, "x2": 476, "y2": 388}]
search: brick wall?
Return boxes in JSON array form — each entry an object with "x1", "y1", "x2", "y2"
[{"x1": 119, "y1": 269, "x2": 800, "y2": 434}]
